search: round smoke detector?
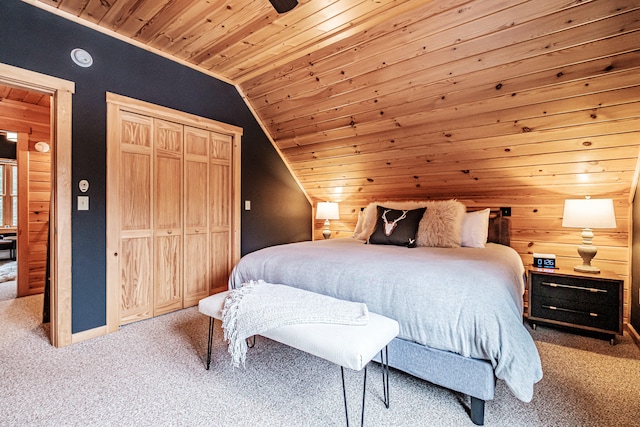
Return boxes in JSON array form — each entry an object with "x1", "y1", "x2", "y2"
[
  {"x1": 70, "y1": 48, "x2": 93, "y2": 68},
  {"x1": 35, "y1": 142, "x2": 50, "y2": 153}
]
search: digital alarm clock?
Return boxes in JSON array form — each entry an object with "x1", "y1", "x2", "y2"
[{"x1": 533, "y1": 253, "x2": 556, "y2": 269}]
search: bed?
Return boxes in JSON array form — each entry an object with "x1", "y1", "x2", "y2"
[{"x1": 229, "y1": 202, "x2": 543, "y2": 425}]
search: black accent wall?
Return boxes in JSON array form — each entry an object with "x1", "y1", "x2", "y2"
[{"x1": 0, "y1": 1, "x2": 311, "y2": 333}]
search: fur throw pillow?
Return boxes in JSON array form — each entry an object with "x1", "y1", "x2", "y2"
[{"x1": 415, "y1": 200, "x2": 466, "y2": 248}]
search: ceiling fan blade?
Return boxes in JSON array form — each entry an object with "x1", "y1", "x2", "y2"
[{"x1": 269, "y1": 0, "x2": 298, "y2": 13}]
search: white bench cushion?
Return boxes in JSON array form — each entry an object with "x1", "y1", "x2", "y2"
[
  {"x1": 199, "y1": 290, "x2": 399, "y2": 371},
  {"x1": 198, "y1": 291, "x2": 229, "y2": 320}
]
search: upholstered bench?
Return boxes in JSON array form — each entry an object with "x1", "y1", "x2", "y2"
[{"x1": 198, "y1": 290, "x2": 399, "y2": 427}]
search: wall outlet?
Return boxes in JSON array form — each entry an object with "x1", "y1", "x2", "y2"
[{"x1": 500, "y1": 207, "x2": 511, "y2": 217}]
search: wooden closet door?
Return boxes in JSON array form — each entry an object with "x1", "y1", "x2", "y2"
[
  {"x1": 210, "y1": 132, "x2": 233, "y2": 294},
  {"x1": 107, "y1": 92, "x2": 241, "y2": 332},
  {"x1": 183, "y1": 127, "x2": 210, "y2": 307},
  {"x1": 118, "y1": 111, "x2": 154, "y2": 325},
  {"x1": 153, "y1": 119, "x2": 183, "y2": 316}
]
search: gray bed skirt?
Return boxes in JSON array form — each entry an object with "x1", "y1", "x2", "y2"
[{"x1": 373, "y1": 336, "x2": 494, "y2": 425}]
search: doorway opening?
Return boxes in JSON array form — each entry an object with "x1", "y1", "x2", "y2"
[
  {"x1": 0, "y1": 132, "x2": 19, "y2": 302},
  {"x1": 0, "y1": 63, "x2": 73, "y2": 347}
]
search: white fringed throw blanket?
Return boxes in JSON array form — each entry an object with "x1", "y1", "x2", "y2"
[{"x1": 221, "y1": 280, "x2": 369, "y2": 368}]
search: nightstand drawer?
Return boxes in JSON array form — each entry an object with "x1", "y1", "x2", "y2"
[
  {"x1": 530, "y1": 274, "x2": 618, "y2": 308},
  {"x1": 529, "y1": 296, "x2": 619, "y2": 332}
]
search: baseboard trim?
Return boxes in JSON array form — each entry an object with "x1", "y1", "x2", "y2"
[
  {"x1": 72, "y1": 325, "x2": 108, "y2": 344},
  {"x1": 626, "y1": 323, "x2": 640, "y2": 349}
]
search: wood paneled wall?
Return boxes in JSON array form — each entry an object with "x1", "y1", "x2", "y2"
[
  {"x1": 290, "y1": 1, "x2": 640, "y2": 324},
  {"x1": 0, "y1": 85, "x2": 51, "y2": 294}
]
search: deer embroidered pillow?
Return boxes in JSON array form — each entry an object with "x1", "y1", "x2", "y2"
[{"x1": 368, "y1": 206, "x2": 426, "y2": 247}]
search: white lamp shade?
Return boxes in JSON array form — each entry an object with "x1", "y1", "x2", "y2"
[
  {"x1": 562, "y1": 198, "x2": 617, "y2": 229},
  {"x1": 316, "y1": 202, "x2": 340, "y2": 220}
]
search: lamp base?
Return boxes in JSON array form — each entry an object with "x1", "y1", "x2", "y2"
[
  {"x1": 575, "y1": 240, "x2": 600, "y2": 274},
  {"x1": 574, "y1": 264, "x2": 601, "y2": 274},
  {"x1": 322, "y1": 219, "x2": 331, "y2": 239}
]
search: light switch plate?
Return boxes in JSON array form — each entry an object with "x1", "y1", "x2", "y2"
[
  {"x1": 78, "y1": 196, "x2": 89, "y2": 211},
  {"x1": 245, "y1": 200, "x2": 251, "y2": 210}
]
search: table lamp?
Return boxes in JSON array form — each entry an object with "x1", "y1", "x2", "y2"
[
  {"x1": 562, "y1": 197, "x2": 616, "y2": 273},
  {"x1": 316, "y1": 202, "x2": 339, "y2": 239}
]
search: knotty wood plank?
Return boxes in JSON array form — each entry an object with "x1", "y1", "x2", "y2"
[
  {"x1": 274, "y1": 72, "x2": 640, "y2": 147},
  {"x1": 241, "y1": 0, "x2": 531, "y2": 97},
  {"x1": 246, "y1": 0, "x2": 610, "y2": 104},
  {"x1": 130, "y1": 0, "x2": 202, "y2": 42},
  {"x1": 56, "y1": 0, "x2": 89, "y2": 16},
  {"x1": 283, "y1": 99, "x2": 640, "y2": 162},
  {"x1": 154, "y1": 0, "x2": 272, "y2": 57},
  {"x1": 231, "y1": 0, "x2": 443, "y2": 83},
  {"x1": 275, "y1": 62, "x2": 640, "y2": 150},
  {"x1": 261, "y1": 35, "x2": 640, "y2": 129},
  {"x1": 78, "y1": 0, "x2": 112, "y2": 24}
]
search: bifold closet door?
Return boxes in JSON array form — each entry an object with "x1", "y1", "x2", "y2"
[
  {"x1": 118, "y1": 111, "x2": 154, "y2": 325},
  {"x1": 108, "y1": 93, "x2": 242, "y2": 330},
  {"x1": 210, "y1": 132, "x2": 233, "y2": 295},
  {"x1": 183, "y1": 126, "x2": 210, "y2": 307},
  {"x1": 153, "y1": 119, "x2": 183, "y2": 316}
]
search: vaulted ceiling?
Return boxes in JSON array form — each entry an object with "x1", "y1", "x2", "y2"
[{"x1": 30, "y1": 0, "x2": 640, "y2": 217}]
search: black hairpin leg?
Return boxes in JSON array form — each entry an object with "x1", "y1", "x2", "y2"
[
  {"x1": 380, "y1": 347, "x2": 390, "y2": 408},
  {"x1": 340, "y1": 345, "x2": 391, "y2": 427},
  {"x1": 341, "y1": 365, "x2": 368, "y2": 427},
  {"x1": 206, "y1": 317, "x2": 214, "y2": 370},
  {"x1": 246, "y1": 335, "x2": 256, "y2": 348},
  {"x1": 206, "y1": 318, "x2": 255, "y2": 370}
]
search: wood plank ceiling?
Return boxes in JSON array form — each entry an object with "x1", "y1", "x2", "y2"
[{"x1": 32, "y1": 0, "x2": 640, "y2": 275}]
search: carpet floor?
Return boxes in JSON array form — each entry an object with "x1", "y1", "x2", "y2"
[{"x1": 1, "y1": 293, "x2": 639, "y2": 427}]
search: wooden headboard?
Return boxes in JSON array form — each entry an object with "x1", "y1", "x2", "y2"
[{"x1": 486, "y1": 209, "x2": 511, "y2": 247}]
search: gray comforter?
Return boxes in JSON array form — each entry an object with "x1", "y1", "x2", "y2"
[{"x1": 229, "y1": 238, "x2": 543, "y2": 402}]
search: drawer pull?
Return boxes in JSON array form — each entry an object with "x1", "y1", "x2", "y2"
[
  {"x1": 542, "y1": 305, "x2": 600, "y2": 317},
  {"x1": 541, "y1": 281, "x2": 607, "y2": 293}
]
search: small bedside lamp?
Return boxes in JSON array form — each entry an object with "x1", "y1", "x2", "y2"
[
  {"x1": 562, "y1": 197, "x2": 616, "y2": 273},
  {"x1": 316, "y1": 202, "x2": 339, "y2": 239}
]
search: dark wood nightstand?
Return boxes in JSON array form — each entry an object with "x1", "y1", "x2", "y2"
[{"x1": 527, "y1": 267, "x2": 623, "y2": 345}]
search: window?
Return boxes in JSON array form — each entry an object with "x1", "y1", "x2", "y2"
[{"x1": 0, "y1": 160, "x2": 17, "y2": 227}]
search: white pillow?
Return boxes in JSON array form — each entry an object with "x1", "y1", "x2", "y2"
[
  {"x1": 352, "y1": 209, "x2": 365, "y2": 239},
  {"x1": 461, "y1": 208, "x2": 490, "y2": 248}
]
